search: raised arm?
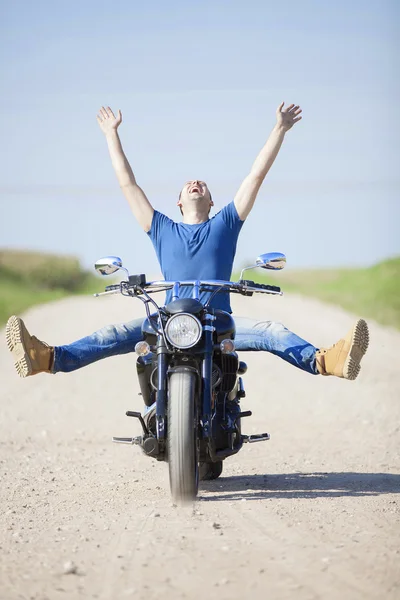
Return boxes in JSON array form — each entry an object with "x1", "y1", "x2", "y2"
[
  {"x1": 234, "y1": 102, "x2": 302, "y2": 220},
  {"x1": 97, "y1": 106, "x2": 154, "y2": 232}
]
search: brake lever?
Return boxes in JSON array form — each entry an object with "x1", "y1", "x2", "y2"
[{"x1": 93, "y1": 289, "x2": 121, "y2": 297}]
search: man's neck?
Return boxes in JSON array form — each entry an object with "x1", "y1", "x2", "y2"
[{"x1": 182, "y1": 208, "x2": 210, "y2": 224}]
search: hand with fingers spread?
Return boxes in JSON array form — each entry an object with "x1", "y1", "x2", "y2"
[
  {"x1": 276, "y1": 102, "x2": 302, "y2": 132},
  {"x1": 96, "y1": 106, "x2": 122, "y2": 135}
]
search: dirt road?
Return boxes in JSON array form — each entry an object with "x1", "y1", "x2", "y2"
[{"x1": 1, "y1": 291, "x2": 399, "y2": 600}]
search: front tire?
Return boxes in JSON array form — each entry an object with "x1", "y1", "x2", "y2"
[{"x1": 168, "y1": 370, "x2": 199, "y2": 503}]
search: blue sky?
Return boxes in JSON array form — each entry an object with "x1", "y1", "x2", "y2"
[{"x1": 0, "y1": 0, "x2": 399, "y2": 275}]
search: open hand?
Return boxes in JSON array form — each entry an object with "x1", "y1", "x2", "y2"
[
  {"x1": 276, "y1": 102, "x2": 302, "y2": 132},
  {"x1": 96, "y1": 106, "x2": 122, "y2": 134}
]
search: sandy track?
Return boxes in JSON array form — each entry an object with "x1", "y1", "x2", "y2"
[{"x1": 1, "y1": 291, "x2": 399, "y2": 600}]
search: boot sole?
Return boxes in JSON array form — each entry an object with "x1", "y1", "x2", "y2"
[
  {"x1": 5, "y1": 316, "x2": 33, "y2": 378},
  {"x1": 343, "y1": 319, "x2": 369, "y2": 380}
]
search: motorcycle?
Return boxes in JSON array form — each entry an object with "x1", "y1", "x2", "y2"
[{"x1": 94, "y1": 251, "x2": 286, "y2": 503}]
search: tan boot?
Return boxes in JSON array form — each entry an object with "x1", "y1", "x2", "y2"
[
  {"x1": 5, "y1": 316, "x2": 54, "y2": 377},
  {"x1": 315, "y1": 319, "x2": 369, "y2": 380}
]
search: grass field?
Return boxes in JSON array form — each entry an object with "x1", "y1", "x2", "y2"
[
  {"x1": 0, "y1": 250, "x2": 102, "y2": 326},
  {"x1": 1, "y1": 250, "x2": 399, "y2": 330},
  {"x1": 237, "y1": 256, "x2": 400, "y2": 330}
]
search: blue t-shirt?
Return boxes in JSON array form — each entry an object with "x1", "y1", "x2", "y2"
[{"x1": 147, "y1": 201, "x2": 244, "y2": 312}]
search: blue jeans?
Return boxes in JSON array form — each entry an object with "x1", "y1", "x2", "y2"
[{"x1": 53, "y1": 317, "x2": 319, "y2": 375}]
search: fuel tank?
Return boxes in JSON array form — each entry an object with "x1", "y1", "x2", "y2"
[{"x1": 165, "y1": 298, "x2": 203, "y2": 315}]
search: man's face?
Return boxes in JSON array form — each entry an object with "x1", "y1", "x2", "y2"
[{"x1": 178, "y1": 180, "x2": 213, "y2": 213}]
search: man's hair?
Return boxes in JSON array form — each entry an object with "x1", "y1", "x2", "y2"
[{"x1": 178, "y1": 189, "x2": 213, "y2": 216}]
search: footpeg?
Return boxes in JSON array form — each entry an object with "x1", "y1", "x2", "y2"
[
  {"x1": 239, "y1": 410, "x2": 252, "y2": 418},
  {"x1": 112, "y1": 436, "x2": 143, "y2": 445},
  {"x1": 242, "y1": 433, "x2": 270, "y2": 443}
]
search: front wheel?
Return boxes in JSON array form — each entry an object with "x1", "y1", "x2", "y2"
[{"x1": 168, "y1": 370, "x2": 199, "y2": 503}]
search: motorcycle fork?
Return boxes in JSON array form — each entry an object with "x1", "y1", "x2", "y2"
[
  {"x1": 155, "y1": 335, "x2": 168, "y2": 443},
  {"x1": 201, "y1": 316, "x2": 214, "y2": 441}
]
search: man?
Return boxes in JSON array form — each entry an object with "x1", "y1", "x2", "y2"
[{"x1": 6, "y1": 103, "x2": 369, "y2": 379}]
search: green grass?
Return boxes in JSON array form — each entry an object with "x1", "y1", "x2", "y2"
[
  {"x1": 0, "y1": 250, "x2": 103, "y2": 326},
  {"x1": 0, "y1": 277, "x2": 68, "y2": 324},
  {"x1": 235, "y1": 256, "x2": 400, "y2": 329}
]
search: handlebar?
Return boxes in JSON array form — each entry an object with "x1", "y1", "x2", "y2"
[
  {"x1": 94, "y1": 284, "x2": 121, "y2": 297},
  {"x1": 238, "y1": 279, "x2": 281, "y2": 294},
  {"x1": 105, "y1": 284, "x2": 120, "y2": 292},
  {"x1": 94, "y1": 277, "x2": 282, "y2": 298}
]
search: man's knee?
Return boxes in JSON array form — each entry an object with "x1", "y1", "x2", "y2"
[
  {"x1": 253, "y1": 320, "x2": 287, "y2": 334},
  {"x1": 93, "y1": 322, "x2": 133, "y2": 345}
]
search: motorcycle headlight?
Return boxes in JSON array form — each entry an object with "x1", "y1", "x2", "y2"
[{"x1": 165, "y1": 313, "x2": 202, "y2": 349}]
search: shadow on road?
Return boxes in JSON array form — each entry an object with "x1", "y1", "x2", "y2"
[{"x1": 200, "y1": 472, "x2": 400, "y2": 501}]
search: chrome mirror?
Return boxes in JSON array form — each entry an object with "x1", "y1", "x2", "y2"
[
  {"x1": 95, "y1": 256, "x2": 124, "y2": 276},
  {"x1": 239, "y1": 252, "x2": 286, "y2": 280},
  {"x1": 256, "y1": 252, "x2": 286, "y2": 270}
]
